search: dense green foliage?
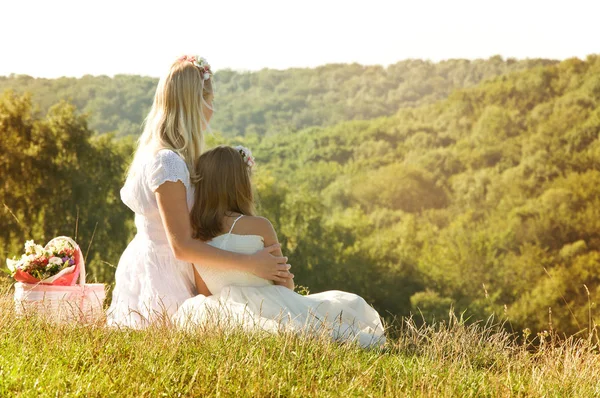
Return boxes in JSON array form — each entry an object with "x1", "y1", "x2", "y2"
[
  {"x1": 0, "y1": 91, "x2": 134, "y2": 283},
  {"x1": 2, "y1": 55, "x2": 599, "y2": 336},
  {"x1": 0, "y1": 57, "x2": 555, "y2": 137},
  {"x1": 242, "y1": 55, "x2": 600, "y2": 335}
]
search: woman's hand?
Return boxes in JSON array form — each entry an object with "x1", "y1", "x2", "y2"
[{"x1": 249, "y1": 243, "x2": 294, "y2": 283}]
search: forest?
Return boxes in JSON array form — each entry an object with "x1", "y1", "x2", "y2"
[
  {"x1": 0, "y1": 56, "x2": 555, "y2": 137},
  {"x1": 1, "y1": 55, "x2": 599, "y2": 336}
]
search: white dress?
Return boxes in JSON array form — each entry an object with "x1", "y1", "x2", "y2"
[
  {"x1": 173, "y1": 216, "x2": 386, "y2": 348},
  {"x1": 106, "y1": 149, "x2": 196, "y2": 328}
]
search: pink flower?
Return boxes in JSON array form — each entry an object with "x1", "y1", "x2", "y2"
[{"x1": 178, "y1": 55, "x2": 196, "y2": 63}]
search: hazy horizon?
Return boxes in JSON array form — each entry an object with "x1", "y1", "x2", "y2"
[
  {"x1": 3, "y1": 54, "x2": 595, "y2": 80},
  {"x1": 2, "y1": 0, "x2": 598, "y2": 79}
]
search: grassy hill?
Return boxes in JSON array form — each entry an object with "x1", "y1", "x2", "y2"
[{"x1": 1, "y1": 281, "x2": 599, "y2": 397}]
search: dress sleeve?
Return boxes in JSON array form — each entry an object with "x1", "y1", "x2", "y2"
[{"x1": 147, "y1": 149, "x2": 191, "y2": 192}]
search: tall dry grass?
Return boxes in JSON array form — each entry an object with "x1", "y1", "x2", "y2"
[{"x1": 1, "y1": 277, "x2": 600, "y2": 397}]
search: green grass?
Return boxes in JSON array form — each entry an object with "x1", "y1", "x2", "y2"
[{"x1": 2, "y1": 279, "x2": 600, "y2": 397}]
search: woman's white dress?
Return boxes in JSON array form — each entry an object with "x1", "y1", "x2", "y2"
[
  {"x1": 106, "y1": 149, "x2": 196, "y2": 328},
  {"x1": 173, "y1": 216, "x2": 386, "y2": 348}
]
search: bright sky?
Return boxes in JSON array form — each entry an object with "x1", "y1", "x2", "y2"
[{"x1": 1, "y1": 0, "x2": 598, "y2": 78}]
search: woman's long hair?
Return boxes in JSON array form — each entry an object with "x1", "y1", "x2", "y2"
[
  {"x1": 190, "y1": 146, "x2": 255, "y2": 241},
  {"x1": 129, "y1": 58, "x2": 213, "y2": 182}
]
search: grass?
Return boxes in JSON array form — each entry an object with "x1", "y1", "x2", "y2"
[{"x1": 2, "y1": 278, "x2": 600, "y2": 397}]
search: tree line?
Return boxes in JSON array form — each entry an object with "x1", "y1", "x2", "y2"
[{"x1": 0, "y1": 57, "x2": 556, "y2": 137}]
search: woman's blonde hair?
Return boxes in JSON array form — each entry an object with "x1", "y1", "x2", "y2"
[
  {"x1": 130, "y1": 58, "x2": 214, "y2": 182},
  {"x1": 190, "y1": 146, "x2": 255, "y2": 241}
]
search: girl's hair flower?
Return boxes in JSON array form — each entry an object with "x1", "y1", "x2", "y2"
[{"x1": 234, "y1": 145, "x2": 255, "y2": 168}]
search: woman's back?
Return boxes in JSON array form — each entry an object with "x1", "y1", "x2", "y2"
[
  {"x1": 107, "y1": 149, "x2": 196, "y2": 328},
  {"x1": 120, "y1": 149, "x2": 195, "y2": 245}
]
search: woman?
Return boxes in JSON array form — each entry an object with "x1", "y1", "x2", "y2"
[{"x1": 106, "y1": 56, "x2": 293, "y2": 328}]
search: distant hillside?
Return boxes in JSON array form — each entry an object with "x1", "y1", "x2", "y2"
[
  {"x1": 0, "y1": 56, "x2": 556, "y2": 137},
  {"x1": 239, "y1": 54, "x2": 600, "y2": 334}
]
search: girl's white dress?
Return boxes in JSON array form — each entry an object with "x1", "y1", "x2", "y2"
[
  {"x1": 173, "y1": 216, "x2": 386, "y2": 348},
  {"x1": 107, "y1": 149, "x2": 196, "y2": 328}
]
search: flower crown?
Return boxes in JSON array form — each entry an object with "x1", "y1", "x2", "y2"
[
  {"x1": 178, "y1": 55, "x2": 212, "y2": 81},
  {"x1": 234, "y1": 145, "x2": 255, "y2": 168}
]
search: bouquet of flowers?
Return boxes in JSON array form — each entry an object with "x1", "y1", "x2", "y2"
[
  {"x1": 9, "y1": 236, "x2": 105, "y2": 323},
  {"x1": 6, "y1": 238, "x2": 81, "y2": 286}
]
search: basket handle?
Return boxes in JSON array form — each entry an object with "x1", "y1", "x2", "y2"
[{"x1": 46, "y1": 236, "x2": 86, "y2": 286}]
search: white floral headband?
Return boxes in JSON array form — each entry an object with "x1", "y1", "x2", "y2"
[
  {"x1": 178, "y1": 55, "x2": 212, "y2": 80},
  {"x1": 234, "y1": 145, "x2": 255, "y2": 168}
]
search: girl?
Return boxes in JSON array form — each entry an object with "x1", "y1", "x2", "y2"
[
  {"x1": 173, "y1": 146, "x2": 386, "y2": 348},
  {"x1": 106, "y1": 56, "x2": 292, "y2": 328}
]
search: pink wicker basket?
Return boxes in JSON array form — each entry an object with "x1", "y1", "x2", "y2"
[{"x1": 13, "y1": 236, "x2": 106, "y2": 323}]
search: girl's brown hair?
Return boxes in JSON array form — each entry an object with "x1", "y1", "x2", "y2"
[{"x1": 190, "y1": 146, "x2": 255, "y2": 241}]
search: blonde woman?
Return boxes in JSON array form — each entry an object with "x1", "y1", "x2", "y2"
[{"x1": 106, "y1": 56, "x2": 292, "y2": 328}]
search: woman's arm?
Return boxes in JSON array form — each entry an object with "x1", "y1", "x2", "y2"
[
  {"x1": 255, "y1": 217, "x2": 295, "y2": 290},
  {"x1": 156, "y1": 181, "x2": 292, "y2": 283}
]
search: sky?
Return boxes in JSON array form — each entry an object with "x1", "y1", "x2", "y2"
[{"x1": 1, "y1": 0, "x2": 598, "y2": 78}]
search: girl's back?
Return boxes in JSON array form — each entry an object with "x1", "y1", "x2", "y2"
[
  {"x1": 176, "y1": 212, "x2": 386, "y2": 348},
  {"x1": 195, "y1": 214, "x2": 274, "y2": 295}
]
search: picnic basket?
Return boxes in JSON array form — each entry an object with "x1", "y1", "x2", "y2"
[{"x1": 13, "y1": 236, "x2": 106, "y2": 323}]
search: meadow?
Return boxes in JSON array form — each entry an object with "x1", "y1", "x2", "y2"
[
  {"x1": 2, "y1": 55, "x2": 600, "y2": 396},
  {"x1": 2, "y1": 278, "x2": 600, "y2": 397}
]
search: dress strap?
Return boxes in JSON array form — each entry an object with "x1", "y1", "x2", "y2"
[
  {"x1": 227, "y1": 214, "x2": 244, "y2": 235},
  {"x1": 219, "y1": 214, "x2": 244, "y2": 250}
]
